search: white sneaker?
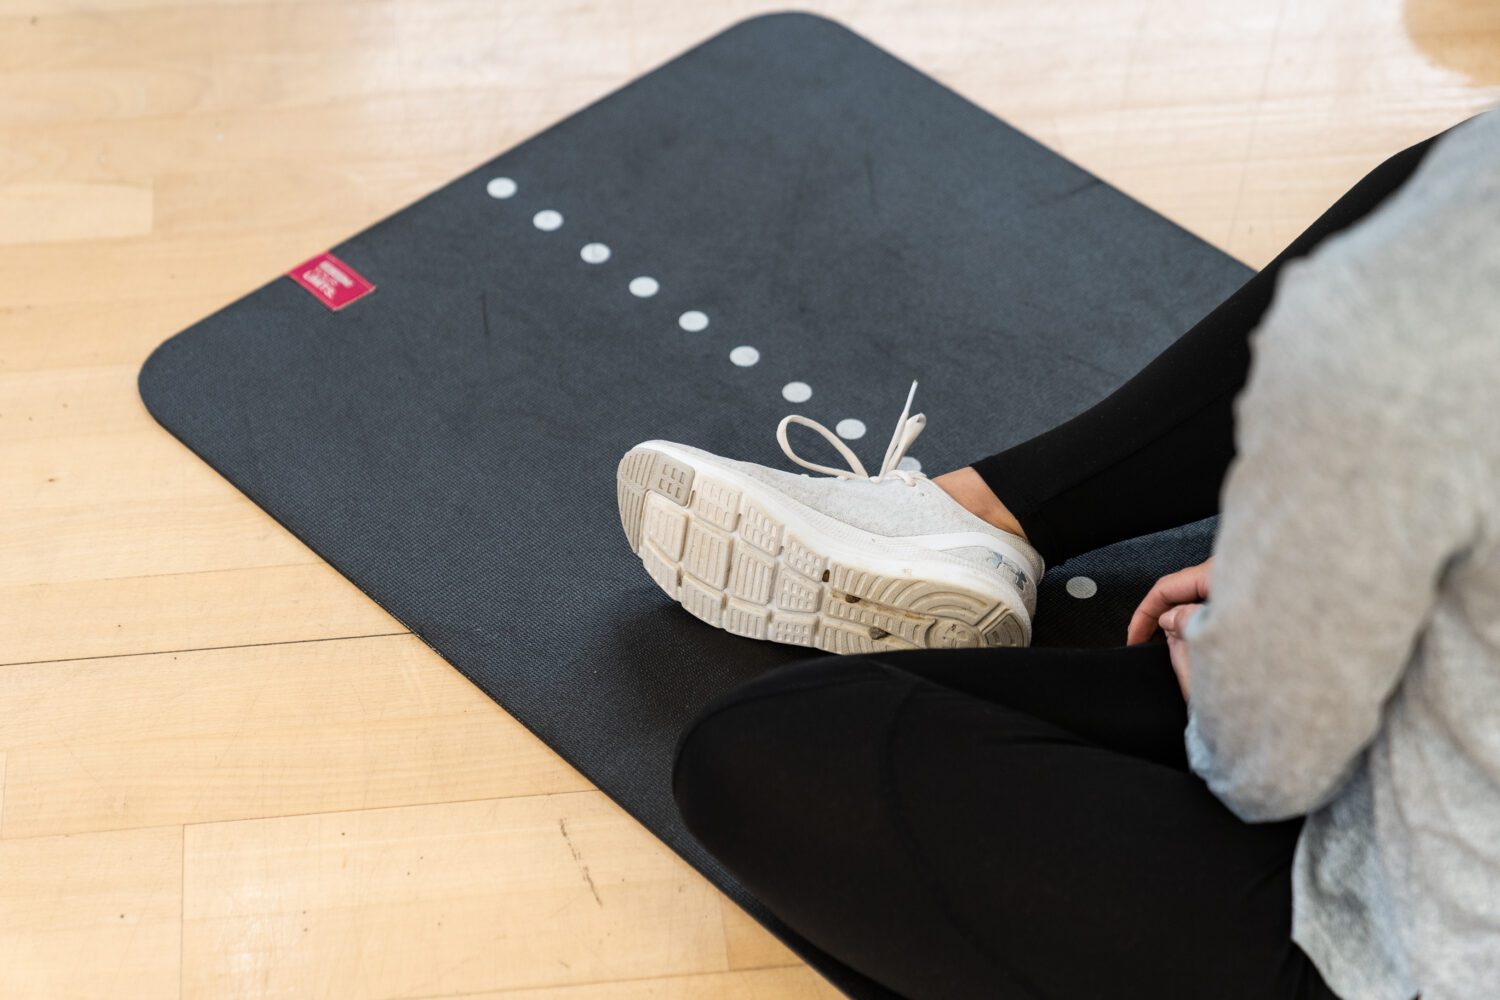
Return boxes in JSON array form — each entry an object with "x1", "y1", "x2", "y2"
[{"x1": 616, "y1": 383, "x2": 1045, "y2": 652}]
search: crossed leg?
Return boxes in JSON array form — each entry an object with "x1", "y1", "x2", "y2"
[
  {"x1": 674, "y1": 648, "x2": 1326, "y2": 999},
  {"x1": 672, "y1": 130, "x2": 1450, "y2": 998}
]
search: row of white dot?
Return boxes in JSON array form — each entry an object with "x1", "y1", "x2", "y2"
[
  {"x1": 487, "y1": 174, "x2": 879, "y2": 443},
  {"x1": 489, "y1": 179, "x2": 775, "y2": 369}
]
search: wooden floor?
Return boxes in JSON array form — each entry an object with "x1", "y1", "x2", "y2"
[{"x1": 2, "y1": 1, "x2": 1495, "y2": 996}]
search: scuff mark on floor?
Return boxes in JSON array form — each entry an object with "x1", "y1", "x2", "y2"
[
  {"x1": 580, "y1": 864, "x2": 603, "y2": 907},
  {"x1": 559, "y1": 817, "x2": 603, "y2": 906},
  {"x1": 558, "y1": 817, "x2": 581, "y2": 861}
]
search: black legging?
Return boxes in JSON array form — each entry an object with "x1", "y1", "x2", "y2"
[{"x1": 672, "y1": 130, "x2": 1444, "y2": 1000}]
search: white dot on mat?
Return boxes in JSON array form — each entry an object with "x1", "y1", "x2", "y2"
[
  {"x1": 897, "y1": 456, "x2": 922, "y2": 472},
  {"x1": 629, "y1": 276, "x2": 659, "y2": 297},
  {"x1": 782, "y1": 381, "x2": 812, "y2": 403},
  {"x1": 1066, "y1": 576, "x2": 1098, "y2": 599},
  {"x1": 580, "y1": 242, "x2": 611, "y2": 264},
  {"x1": 486, "y1": 176, "x2": 517, "y2": 199},
  {"x1": 532, "y1": 209, "x2": 563, "y2": 231},
  {"x1": 836, "y1": 418, "x2": 866, "y2": 440},
  {"x1": 729, "y1": 345, "x2": 760, "y2": 367},
  {"x1": 679, "y1": 310, "x2": 709, "y2": 332}
]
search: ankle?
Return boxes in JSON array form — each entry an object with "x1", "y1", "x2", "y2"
[{"x1": 933, "y1": 467, "x2": 1029, "y2": 541}]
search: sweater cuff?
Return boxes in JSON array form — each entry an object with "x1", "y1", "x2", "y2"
[
  {"x1": 1183, "y1": 710, "x2": 1214, "y2": 782},
  {"x1": 1183, "y1": 598, "x2": 1213, "y2": 641}
]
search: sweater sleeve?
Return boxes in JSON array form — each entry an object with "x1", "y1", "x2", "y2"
[{"x1": 1181, "y1": 206, "x2": 1481, "y2": 823}]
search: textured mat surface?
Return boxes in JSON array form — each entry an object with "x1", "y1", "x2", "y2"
[{"x1": 140, "y1": 13, "x2": 1250, "y2": 997}]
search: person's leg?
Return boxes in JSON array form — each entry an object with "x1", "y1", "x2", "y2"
[
  {"x1": 869, "y1": 640, "x2": 1191, "y2": 767},
  {"x1": 956, "y1": 131, "x2": 1446, "y2": 565},
  {"x1": 674, "y1": 651, "x2": 1339, "y2": 1000}
]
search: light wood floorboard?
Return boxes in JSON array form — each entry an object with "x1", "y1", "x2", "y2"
[{"x1": 3, "y1": 0, "x2": 1495, "y2": 996}]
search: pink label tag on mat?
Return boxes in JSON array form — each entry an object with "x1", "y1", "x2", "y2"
[{"x1": 287, "y1": 252, "x2": 375, "y2": 311}]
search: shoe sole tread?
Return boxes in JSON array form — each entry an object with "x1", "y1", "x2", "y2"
[{"x1": 618, "y1": 446, "x2": 1029, "y2": 652}]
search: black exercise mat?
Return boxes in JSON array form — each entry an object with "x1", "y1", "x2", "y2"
[{"x1": 140, "y1": 13, "x2": 1249, "y2": 997}]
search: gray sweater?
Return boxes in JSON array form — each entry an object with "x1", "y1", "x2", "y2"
[{"x1": 1183, "y1": 109, "x2": 1500, "y2": 1000}]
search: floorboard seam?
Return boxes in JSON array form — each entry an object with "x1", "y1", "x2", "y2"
[{"x1": 1, "y1": 630, "x2": 412, "y2": 668}]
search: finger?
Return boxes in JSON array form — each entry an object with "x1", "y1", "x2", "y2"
[
  {"x1": 1164, "y1": 631, "x2": 1191, "y2": 700},
  {"x1": 1161, "y1": 602, "x2": 1203, "y2": 639},
  {"x1": 1126, "y1": 568, "x2": 1204, "y2": 644},
  {"x1": 1127, "y1": 583, "x2": 1172, "y2": 644},
  {"x1": 1125, "y1": 608, "x2": 1153, "y2": 645},
  {"x1": 1151, "y1": 567, "x2": 1211, "y2": 611},
  {"x1": 1128, "y1": 576, "x2": 1181, "y2": 635}
]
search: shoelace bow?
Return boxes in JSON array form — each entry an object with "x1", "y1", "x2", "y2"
[{"x1": 776, "y1": 381, "x2": 927, "y2": 486}]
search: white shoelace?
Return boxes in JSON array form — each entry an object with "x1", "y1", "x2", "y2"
[{"x1": 776, "y1": 381, "x2": 927, "y2": 486}]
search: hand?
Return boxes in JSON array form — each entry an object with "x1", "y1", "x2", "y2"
[
  {"x1": 1127, "y1": 558, "x2": 1213, "y2": 702},
  {"x1": 1158, "y1": 602, "x2": 1202, "y2": 701},
  {"x1": 1126, "y1": 557, "x2": 1213, "y2": 646}
]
